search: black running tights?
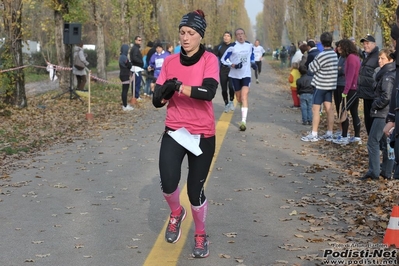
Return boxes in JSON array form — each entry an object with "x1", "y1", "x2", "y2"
[{"x1": 159, "y1": 133, "x2": 215, "y2": 206}]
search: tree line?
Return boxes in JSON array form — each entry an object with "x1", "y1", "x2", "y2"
[{"x1": 259, "y1": 0, "x2": 399, "y2": 50}]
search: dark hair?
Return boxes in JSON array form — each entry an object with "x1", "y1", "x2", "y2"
[
  {"x1": 299, "y1": 43, "x2": 307, "y2": 53},
  {"x1": 166, "y1": 43, "x2": 173, "y2": 51},
  {"x1": 320, "y1": 32, "x2": 333, "y2": 47},
  {"x1": 307, "y1": 40, "x2": 316, "y2": 48},
  {"x1": 224, "y1": 31, "x2": 232, "y2": 38},
  {"x1": 134, "y1": 36, "x2": 141, "y2": 41},
  {"x1": 298, "y1": 65, "x2": 308, "y2": 75},
  {"x1": 339, "y1": 39, "x2": 358, "y2": 58}
]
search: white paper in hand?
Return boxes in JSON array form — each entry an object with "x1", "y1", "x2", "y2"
[{"x1": 167, "y1": 127, "x2": 203, "y2": 156}]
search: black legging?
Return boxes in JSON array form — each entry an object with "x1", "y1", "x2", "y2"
[
  {"x1": 340, "y1": 90, "x2": 361, "y2": 138},
  {"x1": 254, "y1": 61, "x2": 262, "y2": 79},
  {"x1": 120, "y1": 74, "x2": 130, "y2": 107},
  {"x1": 159, "y1": 133, "x2": 215, "y2": 206},
  {"x1": 219, "y1": 66, "x2": 234, "y2": 105}
]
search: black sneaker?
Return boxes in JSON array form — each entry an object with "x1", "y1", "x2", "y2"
[
  {"x1": 359, "y1": 175, "x2": 378, "y2": 181},
  {"x1": 165, "y1": 206, "x2": 186, "y2": 243},
  {"x1": 192, "y1": 234, "x2": 209, "y2": 258}
]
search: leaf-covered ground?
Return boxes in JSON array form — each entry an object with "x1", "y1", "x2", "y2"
[{"x1": 0, "y1": 82, "x2": 151, "y2": 177}]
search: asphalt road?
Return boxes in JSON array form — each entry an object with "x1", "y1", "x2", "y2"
[{"x1": 1, "y1": 62, "x2": 345, "y2": 266}]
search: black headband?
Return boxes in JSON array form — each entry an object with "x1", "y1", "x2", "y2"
[{"x1": 179, "y1": 12, "x2": 207, "y2": 38}]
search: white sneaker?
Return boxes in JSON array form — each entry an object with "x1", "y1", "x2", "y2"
[
  {"x1": 349, "y1": 137, "x2": 362, "y2": 144},
  {"x1": 301, "y1": 133, "x2": 319, "y2": 142},
  {"x1": 333, "y1": 137, "x2": 349, "y2": 145},
  {"x1": 333, "y1": 131, "x2": 342, "y2": 139},
  {"x1": 224, "y1": 103, "x2": 230, "y2": 113},
  {"x1": 229, "y1": 101, "x2": 235, "y2": 111},
  {"x1": 122, "y1": 105, "x2": 134, "y2": 111},
  {"x1": 319, "y1": 134, "x2": 333, "y2": 141},
  {"x1": 256, "y1": 79, "x2": 259, "y2": 84}
]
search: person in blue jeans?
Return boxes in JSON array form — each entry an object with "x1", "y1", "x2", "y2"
[
  {"x1": 296, "y1": 65, "x2": 314, "y2": 125},
  {"x1": 362, "y1": 48, "x2": 396, "y2": 180}
]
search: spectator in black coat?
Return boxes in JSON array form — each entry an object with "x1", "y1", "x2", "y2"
[
  {"x1": 130, "y1": 36, "x2": 144, "y2": 101},
  {"x1": 356, "y1": 34, "x2": 379, "y2": 135}
]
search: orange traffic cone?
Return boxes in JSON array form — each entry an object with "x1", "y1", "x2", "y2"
[{"x1": 383, "y1": 205, "x2": 399, "y2": 248}]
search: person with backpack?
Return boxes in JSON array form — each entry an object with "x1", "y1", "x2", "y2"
[
  {"x1": 72, "y1": 42, "x2": 89, "y2": 91},
  {"x1": 279, "y1": 46, "x2": 288, "y2": 68},
  {"x1": 119, "y1": 44, "x2": 133, "y2": 111}
]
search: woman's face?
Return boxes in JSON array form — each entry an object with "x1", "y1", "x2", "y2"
[
  {"x1": 337, "y1": 45, "x2": 342, "y2": 54},
  {"x1": 179, "y1": 26, "x2": 202, "y2": 56},
  {"x1": 378, "y1": 52, "x2": 393, "y2": 68}
]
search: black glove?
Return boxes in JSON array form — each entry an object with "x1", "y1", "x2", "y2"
[
  {"x1": 234, "y1": 62, "x2": 243, "y2": 69},
  {"x1": 163, "y1": 78, "x2": 182, "y2": 91},
  {"x1": 158, "y1": 78, "x2": 182, "y2": 100}
]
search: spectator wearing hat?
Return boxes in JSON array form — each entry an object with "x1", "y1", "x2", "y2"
[{"x1": 357, "y1": 34, "x2": 379, "y2": 135}]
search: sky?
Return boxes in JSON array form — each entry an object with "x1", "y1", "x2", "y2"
[{"x1": 245, "y1": 0, "x2": 263, "y2": 25}]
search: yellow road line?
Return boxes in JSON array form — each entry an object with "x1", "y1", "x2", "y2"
[{"x1": 143, "y1": 106, "x2": 235, "y2": 265}]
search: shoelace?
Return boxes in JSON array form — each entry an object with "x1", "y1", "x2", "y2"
[
  {"x1": 167, "y1": 216, "x2": 179, "y2": 233},
  {"x1": 194, "y1": 234, "x2": 206, "y2": 249}
]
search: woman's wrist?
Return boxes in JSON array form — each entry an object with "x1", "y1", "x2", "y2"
[{"x1": 178, "y1": 85, "x2": 184, "y2": 95}]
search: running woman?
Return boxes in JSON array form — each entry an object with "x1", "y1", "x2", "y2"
[{"x1": 152, "y1": 9, "x2": 219, "y2": 258}]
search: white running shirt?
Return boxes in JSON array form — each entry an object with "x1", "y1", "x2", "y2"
[
  {"x1": 253, "y1": 45, "x2": 265, "y2": 61},
  {"x1": 221, "y1": 41, "x2": 254, "y2": 79}
]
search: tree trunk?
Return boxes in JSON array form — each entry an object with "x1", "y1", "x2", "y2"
[
  {"x1": 54, "y1": 11, "x2": 70, "y2": 93},
  {"x1": 2, "y1": 0, "x2": 27, "y2": 107},
  {"x1": 96, "y1": 23, "x2": 107, "y2": 80},
  {"x1": 91, "y1": 0, "x2": 107, "y2": 80}
]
